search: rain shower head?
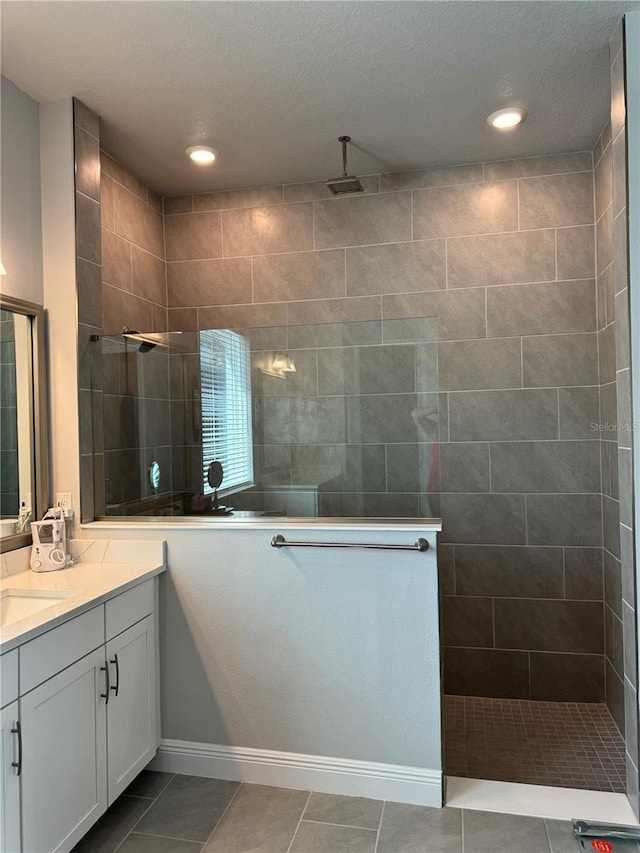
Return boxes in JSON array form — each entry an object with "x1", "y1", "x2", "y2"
[{"x1": 326, "y1": 136, "x2": 364, "y2": 195}]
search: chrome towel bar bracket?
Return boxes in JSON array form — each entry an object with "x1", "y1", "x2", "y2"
[{"x1": 270, "y1": 534, "x2": 429, "y2": 552}]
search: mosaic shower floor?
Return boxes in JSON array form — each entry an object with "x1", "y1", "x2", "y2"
[{"x1": 445, "y1": 694, "x2": 627, "y2": 793}]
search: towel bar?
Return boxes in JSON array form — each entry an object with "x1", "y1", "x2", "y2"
[{"x1": 270, "y1": 534, "x2": 429, "y2": 552}]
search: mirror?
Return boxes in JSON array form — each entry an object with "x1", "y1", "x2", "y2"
[{"x1": 0, "y1": 294, "x2": 49, "y2": 552}]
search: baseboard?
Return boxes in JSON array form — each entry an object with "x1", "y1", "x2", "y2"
[{"x1": 149, "y1": 739, "x2": 443, "y2": 807}]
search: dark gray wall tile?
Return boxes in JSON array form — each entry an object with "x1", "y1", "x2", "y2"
[
  {"x1": 386, "y1": 443, "x2": 438, "y2": 493},
  {"x1": 606, "y1": 606, "x2": 624, "y2": 676},
  {"x1": 443, "y1": 647, "x2": 529, "y2": 699},
  {"x1": 558, "y1": 387, "x2": 600, "y2": 439},
  {"x1": 483, "y1": 152, "x2": 592, "y2": 181},
  {"x1": 348, "y1": 393, "x2": 440, "y2": 444},
  {"x1": 438, "y1": 543, "x2": 455, "y2": 594},
  {"x1": 530, "y1": 653, "x2": 604, "y2": 702},
  {"x1": 314, "y1": 192, "x2": 411, "y2": 249},
  {"x1": 74, "y1": 126, "x2": 100, "y2": 202},
  {"x1": 604, "y1": 549, "x2": 623, "y2": 618},
  {"x1": 526, "y1": 494, "x2": 602, "y2": 546},
  {"x1": 556, "y1": 226, "x2": 595, "y2": 280},
  {"x1": 596, "y1": 203, "x2": 613, "y2": 275},
  {"x1": 495, "y1": 599, "x2": 604, "y2": 653},
  {"x1": 254, "y1": 249, "x2": 345, "y2": 302},
  {"x1": 606, "y1": 660, "x2": 625, "y2": 735},
  {"x1": 383, "y1": 288, "x2": 486, "y2": 341},
  {"x1": 439, "y1": 493, "x2": 526, "y2": 545},
  {"x1": 164, "y1": 211, "x2": 222, "y2": 261},
  {"x1": 413, "y1": 181, "x2": 518, "y2": 239},
  {"x1": 487, "y1": 280, "x2": 596, "y2": 337},
  {"x1": 194, "y1": 184, "x2": 283, "y2": 212},
  {"x1": 623, "y1": 601, "x2": 638, "y2": 689},
  {"x1": 603, "y1": 494, "x2": 621, "y2": 558},
  {"x1": 490, "y1": 441, "x2": 600, "y2": 493},
  {"x1": 522, "y1": 333, "x2": 598, "y2": 387},
  {"x1": 439, "y1": 443, "x2": 490, "y2": 492},
  {"x1": 447, "y1": 229, "x2": 555, "y2": 288},
  {"x1": 449, "y1": 389, "x2": 558, "y2": 441},
  {"x1": 455, "y1": 545, "x2": 563, "y2": 598},
  {"x1": 519, "y1": 172, "x2": 594, "y2": 229},
  {"x1": 564, "y1": 548, "x2": 603, "y2": 600},
  {"x1": 167, "y1": 258, "x2": 252, "y2": 308},
  {"x1": 318, "y1": 345, "x2": 416, "y2": 396},
  {"x1": 442, "y1": 596, "x2": 494, "y2": 647},
  {"x1": 76, "y1": 191, "x2": 101, "y2": 265},
  {"x1": 222, "y1": 203, "x2": 313, "y2": 256},
  {"x1": 347, "y1": 240, "x2": 445, "y2": 296},
  {"x1": 380, "y1": 163, "x2": 483, "y2": 191},
  {"x1": 438, "y1": 338, "x2": 521, "y2": 391},
  {"x1": 599, "y1": 322, "x2": 617, "y2": 385},
  {"x1": 595, "y1": 142, "x2": 613, "y2": 221}
]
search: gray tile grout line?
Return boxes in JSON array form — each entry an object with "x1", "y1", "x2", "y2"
[
  {"x1": 111, "y1": 773, "x2": 177, "y2": 853},
  {"x1": 199, "y1": 780, "x2": 244, "y2": 850},
  {"x1": 300, "y1": 818, "x2": 379, "y2": 832},
  {"x1": 285, "y1": 790, "x2": 313, "y2": 853},
  {"x1": 372, "y1": 800, "x2": 385, "y2": 853},
  {"x1": 124, "y1": 829, "x2": 206, "y2": 846}
]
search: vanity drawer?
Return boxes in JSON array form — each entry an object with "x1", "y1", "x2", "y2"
[
  {"x1": 1, "y1": 649, "x2": 18, "y2": 707},
  {"x1": 106, "y1": 579, "x2": 154, "y2": 641},
  {"x1": 20, "y1": 605, "x2": 105, "y2": 694}
]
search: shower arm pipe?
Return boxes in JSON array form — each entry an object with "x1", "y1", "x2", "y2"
[
  {"x1": 339, "y1": 134, "x2": 350, "y2": 176},
  {"x1": 270, "y1": 534, "x2": 429, "y2": 552}
]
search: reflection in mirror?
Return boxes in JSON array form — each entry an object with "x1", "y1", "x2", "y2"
[
  {"x1": 94, "y1": 316, "x2": 442, "y2": 520},
  {"x1": 0, "y1": 296, "x2": 48, "y2": 552}
]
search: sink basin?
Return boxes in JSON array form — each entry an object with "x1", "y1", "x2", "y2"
[{"x1": 0, "y1": 588, "x2": 80, "y2": 628}]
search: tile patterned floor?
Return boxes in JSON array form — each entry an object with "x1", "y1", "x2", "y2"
[
  {"x1": 72, "y1": 770, "x2": 582, "y2": 852},
  {"x1": 445, "y1": 694, "x2": 627, "y2": 793}
]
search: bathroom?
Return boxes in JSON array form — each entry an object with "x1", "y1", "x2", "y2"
[{"x1": 1, "y1": 2, "x2": 640, "y2": 851}]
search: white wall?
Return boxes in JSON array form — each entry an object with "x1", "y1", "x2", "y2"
[
  {"x1": 86, "y1": 522, "x2": 443, "y2": 803},
  {"x1": 0, "y1": 76, "x2": 43, "y2": 304},
  {"x1": 39, "y1": 99, "x2": 80, "y2": 511}
]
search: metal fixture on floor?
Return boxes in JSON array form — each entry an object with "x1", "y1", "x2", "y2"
[
  {"x1": 271, "y1": 534, "x2": 429, "y2": 551},
  {"x1": 326, "y1": 135, "x2": 364, "y2": 194},
  {"x1": 574, "y1": 820, "x2": 640, "y2": 851}
]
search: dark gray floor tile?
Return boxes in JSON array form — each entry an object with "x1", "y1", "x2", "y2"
[
  {"x1": 135, "y1": 775, "x2": 240, "y2": 842},
  {"x1": 545, "y1": 819, "x2": 578, "y2": 853},
  {"x1": 463, "y1": 810, "x2": 550, "y2": 853},
  {"x1": 124, "y1": 770, "x2": 175, "y2": 799},
  {"x1": 303, "y1": 793, "x2": 382, "y2": 829},
  {"x1": 203, "y1": 784, "x2": 309, "y2": 852},
  {"x1": 72, "y1": 796, "x2": 151, "y2": 852},
  {"x1": 377, "y1": 802, "x2": 462, "y2": 852},
  {"x1": 118, "y1": 833, "x2": 203, "y2": 852},
  {"x1": 289, "y1": 821, "x2": 377, "y2": 852}
]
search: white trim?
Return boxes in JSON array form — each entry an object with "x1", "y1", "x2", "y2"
[
  {"x1": 149, "y1": 739, "x2": 442, "y2": 807},
  {"x1": 446, "y1": 777, "x2": 640, "y2": 825}
]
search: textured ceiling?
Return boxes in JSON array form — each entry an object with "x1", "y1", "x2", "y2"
[{"x1": 1, "y1": 1, "x2": 638, "y2": 195}]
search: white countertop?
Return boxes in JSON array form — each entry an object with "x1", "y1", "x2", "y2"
[{"x1": 0, "y1": 540, "x2": 165, "y2": 653}]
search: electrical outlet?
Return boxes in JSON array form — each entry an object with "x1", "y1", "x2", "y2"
[{"x1": 55, "y1": 492, "x2": 73, "y2": 510}]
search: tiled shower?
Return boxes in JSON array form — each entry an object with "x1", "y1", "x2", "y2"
[{"x1": 74, "y1": 18, "x2": 635, "y2": 800}]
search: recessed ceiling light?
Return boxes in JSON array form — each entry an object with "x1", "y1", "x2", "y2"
[
  {"x1": 186, "y1": 145, "x2": 218, "y2": 164},
  {"x1": 487, "y1": 108, "x2": 527, "y2": 130}
]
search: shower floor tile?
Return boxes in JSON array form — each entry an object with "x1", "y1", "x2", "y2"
[{"x1": 445, "y1": 694, "x2": 627, "y2": 793}]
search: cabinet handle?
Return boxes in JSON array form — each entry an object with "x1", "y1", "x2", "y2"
[
  {"x1": 11, "y1": 721, "x2": 22, "y2": 776},
  {"x1": 110, "y1": 654, "x2": 120, "y2": 697},
  {"x1": 100, "y1": 661, "x2": 110, "y2": 704}
]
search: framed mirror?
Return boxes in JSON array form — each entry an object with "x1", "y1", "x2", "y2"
[{"x1": 0, "y1": 294, "x2": 49, "y2": 552}]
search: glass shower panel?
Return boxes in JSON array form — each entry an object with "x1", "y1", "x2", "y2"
[{"x1": 93, "y1": 315, "x2": 442, "y2": 518}]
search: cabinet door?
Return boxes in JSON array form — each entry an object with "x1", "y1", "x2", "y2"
[
  {"x1": 0, "y1": 701, "x2": 20, "y2": 853},
  {"x1": 106, "y1": 615, "x2": 158, "y2": 803},
  {"x1": 20, "y1": 648, "x2": 108, "y2": 853}
]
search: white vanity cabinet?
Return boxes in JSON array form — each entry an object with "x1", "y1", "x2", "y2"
[
  {"x1": 0, "y1": 650, "x2": 20, "y2": 853},
  {"x1": 1, "y1": 576, "x2": 160, "y2": 853}
]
